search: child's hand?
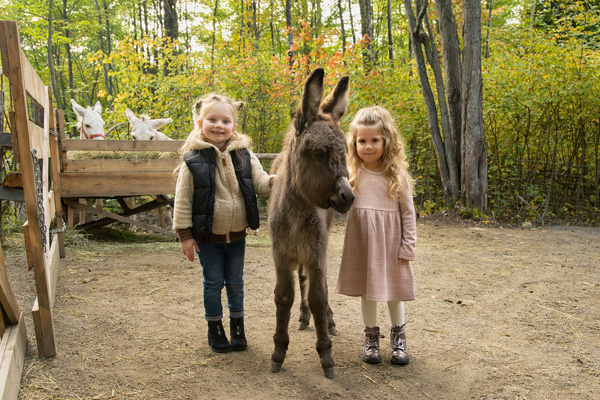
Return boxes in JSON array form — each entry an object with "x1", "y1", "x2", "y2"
[{"x1": 181, "y1": 238, "x2": 199, "y2": 262}]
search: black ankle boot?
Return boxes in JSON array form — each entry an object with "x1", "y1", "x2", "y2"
[
  {"x1": 230, "y1": 317, "x2": 247, "y2": 351},
  {"x1": 207, "y1": 320, "x2": 231, "y2": 353}
]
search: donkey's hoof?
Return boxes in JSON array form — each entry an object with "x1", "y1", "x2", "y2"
[
  {"x1": 271, "y1": 361, "x2": 283, "y2": 373},
  {"x1": 328, "y1": 326, "x2": 337, "y2": 336},
  {"x1": 299, "y1": 321, "x2": 309, "y2": 330},
  {"x1": 323, "y1": 367, "x2": 334, "y2": 379}
]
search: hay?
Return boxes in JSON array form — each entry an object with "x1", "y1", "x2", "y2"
[{"x1": 67, "y1": 150, "x2": 178, "y2": 160}]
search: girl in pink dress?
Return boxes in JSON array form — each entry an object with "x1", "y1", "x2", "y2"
[{"x1": 337, "y1": 106, "x2": 417, "y2": 365}]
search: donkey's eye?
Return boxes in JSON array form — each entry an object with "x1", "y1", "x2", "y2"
[{"x1": 313, "y1": 149, "x2": 324, "y2": 158}]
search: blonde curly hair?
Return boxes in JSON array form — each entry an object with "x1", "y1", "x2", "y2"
[{"x1": 347, "y1": 106, "x2": 414, "y2": 199}]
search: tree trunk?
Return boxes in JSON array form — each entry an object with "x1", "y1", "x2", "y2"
[
  {"x1": 348, "y1": 0, "x2": 356, "y2": 44},
  {"x1": 435, "y1": 0, "x2": 462, "y2": 190},
  {"x1": 211, "y1": 0, "x2": 219, "y2": 75},
  {"x1": 358, "y1": 0, "x2": 375, "y2": 70},
  {"x1": 387, "y1": 0, "x2": 393, "y2": 63},
  {"x1": 421, "y1": 0, "x2": 459, "y2": 200},
  {"x1": 252, "y1": 0, "x2": 259, "y2": 46},
  {"x1": 48, "y1": 0, "x2": 63, "y2": 111},
  {"x1": 338, "y1": 0, "x2": 346, "y2": 58},
  {"x1": 62, "y1": 0, "x2": 74, "y2": 101},
  {"x1": 485, "y1": 0, "x2": 493, "y2": 58},
  {"x1": 461, "y1": 0, "x2": 488, "y2": 210},
  {"x1": 94, "y1": 0, "x2": 113, "y2": 104},
  {"x1": 163, "y1": 0, "x2": 178, "y2": 42},
  {"x1": 286, "y1": 0, "x2": 294, "y2": 67},
  {"x1": 403, "y1": 0, "x2": 453, "y2": 202}
]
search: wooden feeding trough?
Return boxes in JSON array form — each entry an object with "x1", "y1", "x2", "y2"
[{"x1": 58, "y1": 137, "x2": 184, "y2": 238}]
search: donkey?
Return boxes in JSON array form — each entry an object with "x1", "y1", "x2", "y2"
[
  {"x1": 71, "y1": 99, "x2": 106, "y2": 140},
  {"x1": 268, "y1": 68, "x2": 354, "y2": 379},
  {"x1": 125, "y1": 108, "x2": 173, "y2": 140}
]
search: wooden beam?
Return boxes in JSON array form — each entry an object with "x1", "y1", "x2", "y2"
[
  {"x1": 77, "y1": 196, "x2": 172, "y2": 230},
  {"x1": 50, "y1": 107, "x2": 65, "y2": 258},
  {"x1": 0, "y1": 188, "x2": 23, "y2": 202},
  {"x1": 0, "y1": 173, "x2": 22, "y2": 188},
  {"x1": 0, "y1": 312, "x2": 27, "y2": 400},
  {"x1": 64, "y1": 199, "x2": 177, "y2": 238},
  {"x1": 21, "y1": 222, "x2": 33, "y2": 271},
  {"x1": 60, "y1": 171, "x2": 176, "y2": 197},
  {"x1": 62, "y1": 158, "x2": 179, "y2": 173},
  {"x1": 0, "y1": 132, "x2": 11, "y2": 148},
  {"x1": 0, "y1": 247, "x2": 20, "y2": 324}
]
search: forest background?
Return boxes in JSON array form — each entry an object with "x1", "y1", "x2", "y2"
[{"x1": 0, "y1": 0, "x2": 598, "y2": 226}]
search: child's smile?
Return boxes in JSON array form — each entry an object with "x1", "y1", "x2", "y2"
[{"x1": 200, "y1": 102, "x2": 235, "y2": 150}]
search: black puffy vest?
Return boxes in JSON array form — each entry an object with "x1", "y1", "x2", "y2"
[{"x1": 184, "y1": 147, "x2": 260, "y2": 243}]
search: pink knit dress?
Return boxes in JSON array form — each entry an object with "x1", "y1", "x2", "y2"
[{"x1": 336, "y1": 164, "x2": 417, "y2": 302}]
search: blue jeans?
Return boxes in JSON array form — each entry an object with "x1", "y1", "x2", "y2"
[{"x1": 196, "y1": 239, "x2": 246, "y2": 321}]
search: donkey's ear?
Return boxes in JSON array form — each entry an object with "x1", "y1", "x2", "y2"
[
  {"x1": 299, "y1": 68, "x2": 325, "y2": 127},
  {"x1": 93, "y1": 101, "x2": 102, "y2": 114},
  {"x1": 234, "y1": 101, "x2": 244, "y2": 111},
  {"x1": 71, "y1": 99, "x2": 86, "y2": 116},
  {"x1": 320, "y1": 76, "x2": 349, "y2": 123}
]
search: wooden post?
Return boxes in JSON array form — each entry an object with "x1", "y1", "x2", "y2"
[
  {"x1": 51, "y1": 108, "x2": 66, "y2": 258},
  {"x1": 0, "y1": 20, "x2": 56, "y2": 357}
]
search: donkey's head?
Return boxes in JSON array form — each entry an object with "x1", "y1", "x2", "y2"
[
  {"x1": 125, "y1": 109, "x2": 173, "y2": 140},
  {"x1": 289, "y1": 68, "x2": 354, "y2": 213},
  {"x1": 71, "y1": 99, "x2": 106, "y2": 140}
]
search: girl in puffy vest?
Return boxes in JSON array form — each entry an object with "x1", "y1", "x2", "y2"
[{"x1": 173, "y1": 93, "x2": 275, "y2": 353}]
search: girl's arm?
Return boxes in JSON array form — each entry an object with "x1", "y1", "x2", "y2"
[
  {"x1": 173, "y1": 162, "x2": 194, "y2": 241},
  {"x1": 398, "y1": 184, "x2": 417, "y2": 261},
  {"x1": 249, "y1": 151, "x2": 276, "y2": 196}
]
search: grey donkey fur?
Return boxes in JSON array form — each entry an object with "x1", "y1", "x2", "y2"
[{"x1": 268, "y1": 68, "x2": 354, "y2": 379}]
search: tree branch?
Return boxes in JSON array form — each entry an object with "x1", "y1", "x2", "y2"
[{"x1": 414, "y1": 0, "x2": 428, "y2": 36}]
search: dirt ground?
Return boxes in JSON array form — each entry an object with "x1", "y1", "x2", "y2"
[{"x1": 3, "y1": 216, "x2": 600, "y2": 399}]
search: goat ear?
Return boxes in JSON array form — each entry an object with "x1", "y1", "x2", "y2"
[
  {"x1": 71, "y1": 99, "x2": 86, "y2": 116},
  {"x1": 299, "y1": 68, "x2": 324, "y2": 127},
  {"x1": 125, "y1": 108, "x2": 139, "y2": 124},
  {"x1": 93, "y1": 101, "x2": 102, "y2": 114},
  {"x1": 234, "y1": 101, "x2": 244, "y2": 111},
  {"x1": 320, "y1": 76, "x2": 349, "y2": 123},
  {"x1": 150, "y1": 118, "x2": 173, "y2": 129}
]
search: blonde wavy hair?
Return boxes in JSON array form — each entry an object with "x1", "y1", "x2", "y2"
[
  {"x1": 178, "y1": 93, "x2": 244, "y2": 159},
  {"x1": 347, "y1": 106, "x2": 414, "y2": 199},
  {"x1": 175, "y1": 93, "x2": 245, "y2": 174}
]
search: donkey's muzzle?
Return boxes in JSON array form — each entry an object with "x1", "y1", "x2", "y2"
[{"x1": 330, "y1": 177, "x2": 354, "y2": 213}]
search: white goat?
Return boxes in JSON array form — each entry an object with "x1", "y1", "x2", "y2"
[
  {"x1": 125, "y1": 109, "x2": 173, "y2": 140},
  {"x1": 71, "y1": 99, "x2": 106, "y2": 140}
]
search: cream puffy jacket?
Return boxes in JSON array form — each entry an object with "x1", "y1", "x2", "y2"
[{"x1": 173, "y1": 133, "x2": 274, "y2": 236}]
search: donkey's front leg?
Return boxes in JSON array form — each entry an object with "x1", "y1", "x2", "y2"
[
  {"x1": 308, "y1": 266, "x2": 334, "y2": 378},
  {"x1": 271, "y1": 264, "x2": 295, "y2": 373}
]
